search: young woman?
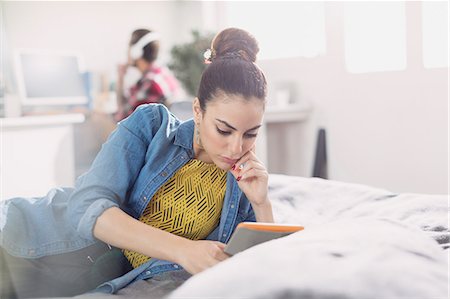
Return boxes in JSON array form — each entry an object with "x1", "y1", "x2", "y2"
[{"x1": 0, "y1": 27, "x2": 273, "y2": 298}]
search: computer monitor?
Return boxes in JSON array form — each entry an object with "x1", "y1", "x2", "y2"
[{"x1": 14, "y1": 49, "x2": 88, "y2": 107}]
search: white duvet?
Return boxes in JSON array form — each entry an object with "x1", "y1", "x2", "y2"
[{"x1": 169, "y1": 175, "x2": 449, "y2": 299}]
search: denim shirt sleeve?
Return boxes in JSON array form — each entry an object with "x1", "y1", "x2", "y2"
[
  {"x1": 237, "y1": 192, "x2": 256, "y2": 224},
  {"x1": 244, "y1": 205, "x2": 256, "y2": 222},
  {"x1": 67, "y1": 105, "x2": 160, "y2": 241}
]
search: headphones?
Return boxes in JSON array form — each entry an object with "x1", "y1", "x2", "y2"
[{"x1": 129, "y1": 32, "x2": 160, "y2": 60}]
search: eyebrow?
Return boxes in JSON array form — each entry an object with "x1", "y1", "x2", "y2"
[{"x1": 216, "y1": 119, "x2": 262, "y2": 132}]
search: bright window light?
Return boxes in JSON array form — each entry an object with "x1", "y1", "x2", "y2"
[
  {"x1": 225, "y1": 1, "x2": 326, "y2": 60},
  {"x1": 344, "y1": 2, "x2": 407, "y2": 73},
  {"x1": 422, "y1": 1, "x2": 449, "y2": 68}
]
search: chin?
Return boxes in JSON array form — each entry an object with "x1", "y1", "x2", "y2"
[
  {"x1": 213, "y1": 157, "x2": 233, "y2": 171},
  {"x1": 217, "y1": 162, "x2": 232, "y2": 171}
]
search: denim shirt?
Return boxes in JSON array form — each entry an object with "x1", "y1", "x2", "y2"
[{"x1": 0, "y1": 104, "x2": 256, "y2": 293}]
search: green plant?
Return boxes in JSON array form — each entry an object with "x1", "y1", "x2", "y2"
[{"x1": 168, "y1": 30, "x2": 214, "y2": 97}]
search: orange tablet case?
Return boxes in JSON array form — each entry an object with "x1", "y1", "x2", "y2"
[{"x1": 224, "y1": 222, "x2": 304, "y2": 255}]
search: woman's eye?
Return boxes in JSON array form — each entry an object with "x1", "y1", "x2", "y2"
[
  {"x1": 216, "y1": 127, "x2": 231, "y2": 135},
  {"x1": 244, "y1": 133, "x2": 258, "y2": 139}
]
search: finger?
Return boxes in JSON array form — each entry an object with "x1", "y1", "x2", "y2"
[
  {"x1": 238, "y1": 159, "x2": 265, "y2": 174},
  {"x1": 242, "y1": 150, "x2": 263, "y2": 166},
  {"x1": 239, "y1": 168, "x2": 268, "y2": 182},
  {"x1": 213, "y1": 243, "x2": 229, "y2": 261},
  {"x1": 215, "y1": 250, "x2": 230, "y2": 261},
  {"x1": 215, "y1": 242, "x2": 226, "y2": 250},
  {"x1": 233, "y1": 152, "x2": 252, "y2": 170},
  {"x1": 232, "y1": 159, "x2": 266, "y2": 182},
  {"x1": 232, "y1": 151, "x2": 258, "y2": 172}
]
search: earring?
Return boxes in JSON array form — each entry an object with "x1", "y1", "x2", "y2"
[{"x1": 195, "y1": 125, "x2": 203, "y2": 148}]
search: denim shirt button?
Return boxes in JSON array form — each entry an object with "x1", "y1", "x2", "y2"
[
  {"x1": 222, "y1": 233, "x2": 226, "y2": 237},
  {"x1": 173, "y1": 264, "x2": 179, "y2": 269},
  {"x1": 146, "y1": 270, "x2": 151, "y2": 275},
  {"x1": 162, "y1": 172, "x2": 168, "y2": 177},
  {"x1": 230, "y1": 204, "x2": 235, "y2": 209}
]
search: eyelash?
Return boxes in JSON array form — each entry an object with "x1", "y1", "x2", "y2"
[{"x1": 216, "y1": 127, "x2": 257, "y2": 139}]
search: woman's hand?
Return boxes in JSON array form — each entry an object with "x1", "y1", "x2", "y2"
[
  {"x1": 94, "y1": 208, "x2": 229, "y2": 275},
  {"x1": 175, "y1": 239, "x2": 229, "y2": 275},
  {"x1": 230, "y1": 147, "x2": 269, "y2": 206},
  {"x1": 230, "y1": 147, "x2": 274, "y2": 222}
]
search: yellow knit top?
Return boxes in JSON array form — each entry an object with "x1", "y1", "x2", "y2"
[{"x1": 123, "y1": 159, "x2": 227, "y2": 268}]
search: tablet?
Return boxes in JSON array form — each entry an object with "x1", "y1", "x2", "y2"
[{"x1": 224, "y1": 222, "x2": 304, "y2": 256}]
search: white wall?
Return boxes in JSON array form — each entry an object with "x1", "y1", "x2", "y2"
[
  {"x1": 259, "y1": 2, "x2": 448, "y2": 194},
  {"x1": 1, "y1": 1, "x2": 204, "y2": 191},
  {"x1": 194, "y1": 1, "x2": 447, "y2": 194},
  {"x1": 2, "y1": 1, "x2": 202, "y2": 82}
]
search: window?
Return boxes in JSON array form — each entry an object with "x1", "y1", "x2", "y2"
[
  {"x1": 422, "y1": 1, "x2": 449, "y2": 68},
  {"x1": 344, "y1": 2, "x2": 407, "y2": 73},
  {"x1": 225, "y1": 1, "x2": 326, "y2": 60}
]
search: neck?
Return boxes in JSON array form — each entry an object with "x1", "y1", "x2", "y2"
[{"x1": 192, "y1": 130, "x2": 213, "y2": 164}]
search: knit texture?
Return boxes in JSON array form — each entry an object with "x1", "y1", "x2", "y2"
[{"x1": 124, "y1": 159, "x2": 227, "y2": 268}]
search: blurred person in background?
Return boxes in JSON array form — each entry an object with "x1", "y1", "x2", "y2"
[{"x1": 115, "y1": 29, "x2": 180, "y2": 121}]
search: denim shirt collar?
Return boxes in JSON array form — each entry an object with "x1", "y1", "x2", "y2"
[{"x1": 173, "y1": 119, "x2": 196, "y2": 158}]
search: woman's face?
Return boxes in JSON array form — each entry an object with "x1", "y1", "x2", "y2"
[{"x1": 193, "y1": 93, "x2": 265, "y2": 170}]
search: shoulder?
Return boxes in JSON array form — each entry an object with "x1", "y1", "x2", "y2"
[
  {"x1": 120, "y1": 103, "x2": 165, "y2": 123},
  {"x1": 118, "y1": 104, "x2": 176, "y2": 141},
  {"x1": 152, "y1": 65, "x2": 176, "y2": 79}
]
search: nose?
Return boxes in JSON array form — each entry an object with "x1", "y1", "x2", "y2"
[{"x1": 229, "y1": 135, "x2": 243, "y2": 157}]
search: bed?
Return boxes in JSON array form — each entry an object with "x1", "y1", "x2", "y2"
[
  {"x1": 166, "y1": 174, "x2": 448, "y2": 299},
  {"x1": 45, "y1": 174, "x2": 450, "y2": 298}
]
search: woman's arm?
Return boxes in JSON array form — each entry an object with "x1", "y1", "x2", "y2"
[
  {"x1": 93, "y1": 207, "x2": 229, "y2": 274},
  {"x1": 69, "y1": 107, "x2": 229, "y2": 273},
  {"x1": 68, "y1": 107, "x2": 155, "y2": 241},
  {"x1": 249, "y1": 199, "x2": 274, "y2": 223}
]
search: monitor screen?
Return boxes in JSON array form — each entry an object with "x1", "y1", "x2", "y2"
[{"x1": 15, "y1": 50, "x2": 88, "y2": 106}]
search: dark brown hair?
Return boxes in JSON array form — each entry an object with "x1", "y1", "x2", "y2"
[
  {"x1": 130, "y1": 29, "x2": 160, "y2": 63},
  {"x1": 197, "y1": 28, "x2": 267, "y2": 110}
]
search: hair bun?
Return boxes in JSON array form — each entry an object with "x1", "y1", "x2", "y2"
[{"x1": 212, "y1": 28, "x2": 259, "y2": 63}]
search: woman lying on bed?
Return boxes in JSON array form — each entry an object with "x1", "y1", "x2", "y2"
[{"x1": 0, "y1": 27, "x2": 273, "y2": 298}]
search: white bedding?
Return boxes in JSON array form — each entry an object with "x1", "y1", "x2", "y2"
[
  {"x1": 169, "y1": 174, "x2": 449, "y2": 299},
  {"x1": 268, "y1": 175, "x2": 448, "y2": 250}
]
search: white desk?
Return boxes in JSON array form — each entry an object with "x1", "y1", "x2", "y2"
[
  {"x1": 256, "y1": 103, "x2": 312, "y2": 167},
  {"x1": 1, "y1": 113, "x2": 85, "y2": 200}
]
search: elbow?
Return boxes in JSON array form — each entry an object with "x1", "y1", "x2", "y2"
[{"x1": 68, "y1": 197, "x2": 119, "y2": 241}]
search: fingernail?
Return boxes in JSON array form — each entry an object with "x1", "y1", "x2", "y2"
[
  {"x1": 231, "y1": 165, "x2": 236, "y2": 170},
  {"x1": 237, "y1": 176, "x2": 242, "y2": 181}
]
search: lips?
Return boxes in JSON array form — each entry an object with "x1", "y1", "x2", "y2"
[{"x1": 221, "y1": 156, "x2": 238, "y2": 165}]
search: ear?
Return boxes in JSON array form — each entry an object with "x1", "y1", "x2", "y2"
[{"x1": 193, "y1": 98, "x2": 203, "y2": 123}]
